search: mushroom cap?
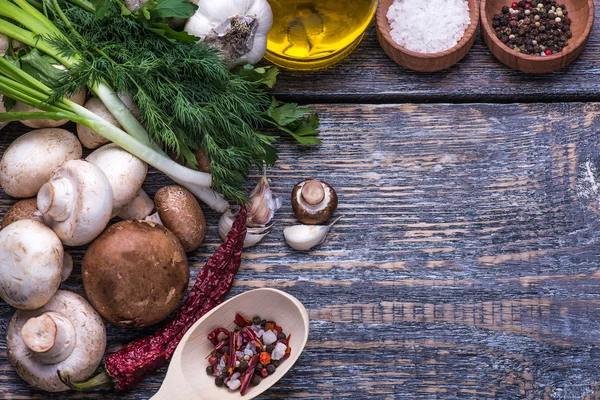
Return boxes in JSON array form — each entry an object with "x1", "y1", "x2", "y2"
[
  {"x1": 0, "y1": 128, "x2": 82, "y2": 198},
  {"x1": 82, "y1": 220, "x2": 189, "y2": 328},
  {"x1": 86, "y1": 143, "x2": 147, "y2": 214},
  {"x1": 2, "y1": 198, "x2": 44, "y2": 228},
  {"x1": 155, "y1": 185, "x2": 206, "y2": 252},
  {"x1": 76, "y1": 97, "x2": 117, "y2": 149},
  {"x1": 7, "y1": 290, "x2": 106, "y2": 392},
  {"x1": 14, "y1": 88, "x2": 87, "y2": 129},
  {"x1": 38, "y1": 160, "x2": 113, "y2": 246},
  {"x1": 291, "y1": 179, "x2": 338, "y2": 225},
  {"x1": 0, "y1": 220, "x2": 63, "y2": 309}
]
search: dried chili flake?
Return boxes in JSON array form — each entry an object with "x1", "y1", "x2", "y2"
[
  {"x1": 59, "y1": 209, "x2": 247, "y2": 392},
  {"x1": 259, "y1": 352, "x2": 271, "y2": 365},
  {"x1": 234, "y1": 313, "x2": 252, "y2": 327}
]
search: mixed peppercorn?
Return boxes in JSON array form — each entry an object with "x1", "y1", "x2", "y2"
[
  {"x1": 206, "y1": 313, "x2": 291, "y2": 395},
  {"x1": 492, "y1": 0, "x2": 572, "y2": 56}
]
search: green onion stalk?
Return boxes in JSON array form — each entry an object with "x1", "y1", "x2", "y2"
[{"x1": 0, "y1": 0, "x2": 230, "y2": 212}]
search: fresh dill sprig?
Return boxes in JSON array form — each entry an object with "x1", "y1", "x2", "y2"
[{"x1": 44, "y1": 1, "x2": 319, "y2": 201}]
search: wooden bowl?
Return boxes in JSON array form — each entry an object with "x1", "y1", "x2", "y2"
[
  {"x1": 151, "y1": 288, "x2": 309, "y2": 400},
  {"x1": 376, "y1": 0, "x2": 480, "y2": 72},
  {"x1": 481, "y1": 0, "x2": 594, "y2": 73}
]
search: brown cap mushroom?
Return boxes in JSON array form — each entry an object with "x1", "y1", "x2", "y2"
[
  {"x1": 2, "y1": 198, "x2": 44, "y2": 228},
  {"x1": 150, "y1": 185, "x2": 206, "y2": 252},
  {"x1": 82, "y1": 220, "x2": 189, "y2": 328},
  {"x1": 7, "y1": 290, "x2": 106, "y2": 392},
  {"x1": 291, "y1": 179, "x2": 338, "y2": 225}
]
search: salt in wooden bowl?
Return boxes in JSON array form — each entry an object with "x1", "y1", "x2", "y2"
[
  {"x1": 481, "y1": 0, "x2": 594, "y2": 73},
  {"x1": 376, "y1": 0, "x2": 480, "y2": 72}
]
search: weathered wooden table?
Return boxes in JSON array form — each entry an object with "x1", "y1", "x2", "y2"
[{"x1": 2, "y1": 18, "x2": 600, "y2": 399}]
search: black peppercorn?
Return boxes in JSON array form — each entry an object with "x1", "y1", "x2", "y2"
[
  {"x1": 277, "y1": 332, "x2": 287, "y2": 340},
  {"x1": 271, "y1": 359, "x2": 281, "y2": 368},
  {"x1": 239, "y1": 361, "x2": 249, "y2": 373},
  {"x1": 252, "y1": 316, "x2": 262, "y2": 325},
  {"x1": 266, "y1": 344, "x2": 275, "y2": 353},
  {"x1": 256, "y1": 362, "x2": 264, "y2": 371},
  {"x1": 502, "y1": 5, "x2": 509, "y2": 13},
  {"x1": 206, "y1": 365, "x2": 214, "y2": 375},
  {"x1": 251, "y1": 374, "x2": 262, "y2": 386},
  {"x1": 215, "y1": 376, "x2": 225, "y2": 387},
  {"x1": 266, "y1": 364, "x2": 276, "y2": 374},
  {"x1": 260, "y1": 319, "x2": 267, "y2": 327},
  {"x1": 222, "y1": 345, "x2": 229, "y2": 354}
]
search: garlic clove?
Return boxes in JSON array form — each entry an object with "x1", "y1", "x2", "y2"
[
  {"x1": 247, "y1": 176, "x2": 281, "y2": 227},
  {"x1": 219, "y1": 210, "x2": 271, "y2": 248},
  {"x1": 284, "y1": 216, "x2": 342, "y2": 251}
]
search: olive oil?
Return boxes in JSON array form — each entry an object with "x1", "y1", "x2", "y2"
[{"x1": 265, "y1": 0, "x2": 377, "y2": 70}]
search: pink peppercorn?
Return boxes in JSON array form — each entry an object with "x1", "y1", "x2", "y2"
[
  {"x1": 511, "y1": 2, "x2": 518, "y2": 7},
  {"x1": 545, "y1": 49, "x2": 553, "y2": 55},
  {"x1": 260, "y1": 368, "x2": 269, "y2": 378}
]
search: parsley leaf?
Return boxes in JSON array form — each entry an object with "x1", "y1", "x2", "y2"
[
  {"x1": 151, "y1": 0, "x2": 198, "y2": 19},
  {"x1": 262, "y1": 98, "x2": 321, "y2": 145}
]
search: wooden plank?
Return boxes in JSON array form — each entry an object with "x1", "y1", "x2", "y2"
[
  {"x1": 271, "y1": 23, "x2": 600, "y2": 103},
  {"x1": 0, "y1": 102, "x2": 600, "y2": 398}
]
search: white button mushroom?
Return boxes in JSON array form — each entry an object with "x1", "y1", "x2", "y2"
[
  {"x1": 86, "y1": 143, "x2": 149, "y2": 218},
  {"x1": 37, "y1": 160, "x2": 113, "y2": 246},
  {"x1": 12, "y1": 88, "x2": 87, "y2": 129},
  {"x1": 76, "y1": 97, "x2": 117, "y2": 149},
  {"x1": 0, "y1": 220, "x2": 64, "y2": 309},
  {"x1": 0, "y1": 128, "x2": 82, "y2": 198},
  {"x1": 7, "y1": 290, "x2": 106, "y2": 392}
]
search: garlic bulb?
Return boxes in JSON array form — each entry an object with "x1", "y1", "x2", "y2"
[
  {"x1": 219, "y1": 210, "x2": 271, "y2": 248},
  {"x1": 184, "y1": 0, "x2": 273, "y2": 67},
  {"x1": 284, "y1": 217, "x2": 342, "y2": 251}
]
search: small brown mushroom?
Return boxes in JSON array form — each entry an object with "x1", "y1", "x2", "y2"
[
  {"x1": 150, "y1": 185, "x2": 206, "y2": 252},
  {"x1": 82, "y1": 220, "x2": 189, "y2": 328},
  {"x1": 2, "y1": 198, "x2": 44, "y2": 228},
  {"x1": 291, "y1": 179, "x2": 338, "y2": 225}
]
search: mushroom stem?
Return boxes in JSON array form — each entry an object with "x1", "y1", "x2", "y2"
[
  {"x1": 58, "y1": 370, "x2": 115, "y2": 391},
  {"x1": 37, "y1": 179, "x2": 74, "y2": 222},
  {"x1": 21, "y1": 312, "x2": 76, "y2": 364},
  {"x1": 301, "y1": 180, "x2": 325, "y2": 205},
  {"x1": 118, "y1": 189, "x2": 154, "y2": 220},
  {"x1": 145, "y1": 212, "x2": 163, "y2": 225}
]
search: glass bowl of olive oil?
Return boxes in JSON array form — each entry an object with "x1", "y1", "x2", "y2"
[{"x1": 265, "y1": 0, "x2": 378, "y2": 70}]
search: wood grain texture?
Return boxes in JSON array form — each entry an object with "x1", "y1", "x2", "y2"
[
  {"x1": 270, "y1": 19, "x2": 600, "y2": 103},
  {"x1": 0, "y1": 102, "x2": 600, "y2": 398}
]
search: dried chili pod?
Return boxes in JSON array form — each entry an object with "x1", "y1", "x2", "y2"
[
  {"x1": 59, "y1": 208, "x2": 248, "y2": 391},
  {"x1": 239, "y1": 354, "x2": 259, "y2": 395},
  {"x1": 208, "y1": 328, "x2": 231, "y2": 346}
]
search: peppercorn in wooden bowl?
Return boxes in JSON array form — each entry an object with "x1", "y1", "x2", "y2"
[
  {"x1": 376, "y1": 0, "x2": 480, "y2": 72},
  {"x1": 481, "y1": 0, "x2": 594, "y2": 73}
]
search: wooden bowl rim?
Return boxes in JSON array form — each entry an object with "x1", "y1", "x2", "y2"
[
  {"x1": 480, "y1": 0, "x2": 595, "y2": 62},
  {"x1": 376, "y1": 0, "x2": 480, "y2": 59}
]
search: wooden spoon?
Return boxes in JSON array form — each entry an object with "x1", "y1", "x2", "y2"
[{"x1": 151, "y1": 288, "x2": 310, "y2": 399}]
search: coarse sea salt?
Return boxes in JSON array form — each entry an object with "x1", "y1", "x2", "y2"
[{"x1": 387, "y1": 0, "x2": 471, "y2": 54}]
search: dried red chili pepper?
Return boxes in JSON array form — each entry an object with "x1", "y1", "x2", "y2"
[
  {"x1": 59, "y1": 208, "x2": 248, "y2": 391},
  {"x1": 239, "y1": 354, "x2": 259, "y2": 395},
  {"x1": 208, "y1": 328, "x2": 231, "y2": 346}
]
